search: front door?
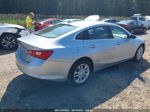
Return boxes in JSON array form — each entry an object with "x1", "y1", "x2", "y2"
[{"x1": 109, "y1": 26, "x2": 136, "y2": 61}]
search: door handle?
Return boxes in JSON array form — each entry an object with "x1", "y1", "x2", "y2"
[{"x1": 88, "y1": 45, "x2": 96, "y2": 48}]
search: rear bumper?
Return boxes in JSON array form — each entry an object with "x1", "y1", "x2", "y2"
[{"x1": 16, "y1": 52, "x2": 72, "y2": 81}]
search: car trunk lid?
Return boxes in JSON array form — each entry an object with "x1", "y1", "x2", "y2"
[{"x1": 17, "y1": 34, "x2": 59, "y2": 62}]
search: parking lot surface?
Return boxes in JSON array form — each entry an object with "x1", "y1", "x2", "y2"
[{"x1": 0, "y1": 31, "x2": 150, "y2": 109}]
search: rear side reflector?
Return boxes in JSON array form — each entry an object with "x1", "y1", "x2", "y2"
[{"x1": 27, "y1": 50, "x2": 53, "y2": 60}]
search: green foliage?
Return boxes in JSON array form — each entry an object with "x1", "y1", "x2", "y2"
[
  {"x1": 0, "y1": 14, "x2": 128, "y2": 26},
  {"x1": 0, "y1": 19, "x2": 25, "y2": 26}
]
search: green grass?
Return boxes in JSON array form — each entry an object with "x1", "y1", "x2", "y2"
[
  {"x1": 0, "y1": 14, "x2": 26, "y2": 26},
  {"x1": 0, "y1": 14, "x2": 128, "y2": 27},
  {"x1": 0, "y1": 19, "x2": 25, "y2": 26}
]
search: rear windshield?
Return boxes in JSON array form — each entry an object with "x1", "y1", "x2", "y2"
[{"x1": 34, "y1": 24, "x2": 77, "y2": 38}]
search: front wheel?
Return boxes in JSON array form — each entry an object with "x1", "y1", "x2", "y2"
[
  {"x1": 68, "y1": 59, "x2": 92, "y2": 85},
  {"x1": 134, "y1": 45, "x2": 144, "y2": 62},
  {"x1": 0, "y1": 34, "x2": 18, "y2": 50}
]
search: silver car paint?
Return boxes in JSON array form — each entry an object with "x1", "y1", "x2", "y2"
[
  {"x1": 16, "y1": 22, "x2": 145, "y2": 81},
  {"x1": 0, "y1": 23, "x2": 29, "y2": 37}
]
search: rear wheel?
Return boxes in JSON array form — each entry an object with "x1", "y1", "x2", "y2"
[
  {"x1": 68, "y1": 59, "x2": 92, "y2": 85},
  {"x1": 143, "y1": 28, "x2": 147, "y2": 34},
  {"x1": 134, "y1": 45, "x2": 144, "y2": 62},
  {"x1": 0, "y1": 34, "x2": 18, "y2": 50}
]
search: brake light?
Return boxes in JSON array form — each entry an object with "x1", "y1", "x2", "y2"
[
  {"x1": 27, "y1": 50, "x2": 53, "y2": 60},
  {"x1": 124, "y1": 25, "x2": 130, "y2": 28},
  {"x1": 121, "y1": 24, "x2": 130, "y2": 28}
]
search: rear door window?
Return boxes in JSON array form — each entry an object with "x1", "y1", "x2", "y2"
[{"x1": 90, "y1": 26, "x2": 113, "y2": 39}]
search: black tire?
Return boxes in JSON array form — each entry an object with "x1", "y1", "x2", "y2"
[
  {"x1": 68, "y1": 59, "x2": 92, "y2": 86},
  {"x1": 0, "y1": 34, "x2": 18, "y2": 50},
  {"x1": 133, "y1": 45, "x2": 144, "y2": 62},
  {"x1": 143, "y1": 28, "x2": 147, "y2": 34}
]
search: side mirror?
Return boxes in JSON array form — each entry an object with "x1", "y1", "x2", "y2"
[{"x1": 128, "y1": 34, "x2": 136, "y2": 39}]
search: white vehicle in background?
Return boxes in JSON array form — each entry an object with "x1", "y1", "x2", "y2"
[
  {"x1": 145, "y1": 16, "x2": 150, "y2": 20},
  {"x1": 133, "y1": 14, "x2": 142, "y2": 16},
  {"x1": 145, "y1": 16, "x2": 150, "y2": 27},
  {"x1": 0, "y1": 23, "x2": 29, "y2": 50},
  {"x1": 84, "y1": 15, "x2": 100, "y2": 22},
  {"x1": 129, "y1": 15, "x2": 150, "y2": 29}
]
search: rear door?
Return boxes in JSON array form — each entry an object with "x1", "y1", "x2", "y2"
[
  {"x1": 135, "y1": 21, "x2": 145, "y2": 32},
  {"x1": 131, "y1": 21, "x2": 142, "y2": 33}
]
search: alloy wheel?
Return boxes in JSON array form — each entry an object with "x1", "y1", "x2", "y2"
[
  {"x1": 73, "y1": 63, "x2": 90, "y2": 84},
  {"x1": 1, "y1": 35, "x2": 17, "y2": 50},
  {"x1": 136, "y1": 46, "x2": 144, "y2": 61}
]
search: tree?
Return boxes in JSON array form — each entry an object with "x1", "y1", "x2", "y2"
[{"x1": 0, "y1": 0, "x2": 150, "y2": 16}]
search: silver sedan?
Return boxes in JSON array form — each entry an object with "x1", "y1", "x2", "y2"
[{"x1": 16, "y1": 21, "x2": 145, "y2": 85}]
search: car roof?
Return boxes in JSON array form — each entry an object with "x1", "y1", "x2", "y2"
[
  {"x1": 64, "y1": 19, "x2": 82, "y2": 21},
  {"x1": 119, "y1": 20, "x2": 136, "y2": 24},
  {"x1": 131, "y1": 16, "x2": 144, "y2": 18},
  {"x1": 45, "y1": 18, "x2": 60, "y2": 21},
  {"x1": 68, "y1": 21, "x2": 111, "y2": 28},
  {"x1": 102, "y1": 19, "x2": 115, "y2": 21}
]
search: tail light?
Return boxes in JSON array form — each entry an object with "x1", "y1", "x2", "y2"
[
  {"x1": 124, "y1": 24, "x2": 130, "y2": 28},
  {"x1": 27, "y1": 50, "x2": 53, "y2": 60},
  {"x1": 119, "y1": 24, "x2": 130, "y2": 28}
]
